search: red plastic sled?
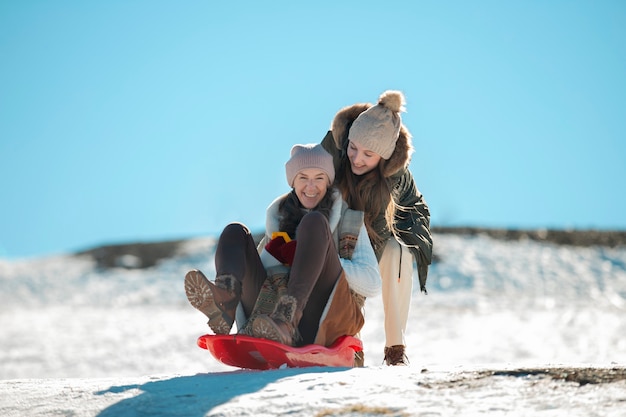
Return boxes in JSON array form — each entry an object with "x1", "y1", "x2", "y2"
[{"x1": 197, "y1": 334, "x2": 363, "y2": 370}]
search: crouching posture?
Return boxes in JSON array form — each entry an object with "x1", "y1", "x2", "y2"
[
  {"x1": 321, "y1": 90, "x2": 433, "y2": 365},
  {"x1": 185, "y1": 143, "x2": 381, "y2": 349}
]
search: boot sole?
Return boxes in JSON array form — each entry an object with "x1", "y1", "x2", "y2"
[
  {"x1": 251, "y1": 315, "x2": 291, "y2": 345},
  {"x1": 184, "y1": 270, "x2": 232, "y2": 335}
]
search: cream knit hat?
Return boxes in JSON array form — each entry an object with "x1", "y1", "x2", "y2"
[
  {"x1": 347, "y1": 90, "x2": 406, "y2": 160},
  {"x1": 285, "y1": 143, "x2": 335, "y2": 187}
]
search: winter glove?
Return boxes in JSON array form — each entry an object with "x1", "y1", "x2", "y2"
[
  {"x1": 265, "y1": 232, "x2": 297, "y2": 265},
  {"x1": 265, "y1": 235, "x2": 287, "y2": 263},
  {"x1": 280, "y1": 240, "x2": 297, "y2": 266}
]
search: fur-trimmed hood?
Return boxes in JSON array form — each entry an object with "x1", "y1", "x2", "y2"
[{"x1": 329, "y1": 102, "x2": 414, "y2": 178}]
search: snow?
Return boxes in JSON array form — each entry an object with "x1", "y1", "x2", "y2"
[{"x1": 1, "y1": 233, "x2": 625, "y2": 416}]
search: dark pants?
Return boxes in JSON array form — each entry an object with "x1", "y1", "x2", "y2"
[
  {"x1": 214, "y1": 212, "x2": 343, "y2": 344},
  {"x1": 214, "y1": 222, "x2": 266, "y2": 319},
  {"x1": 289, "y1": 211, "x2": 343, "y2": 343}
]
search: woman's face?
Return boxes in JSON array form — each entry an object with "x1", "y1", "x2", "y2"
[
  {"x1": 347, "y1": 140, "x2": 382, "y2": 175},
  {"x1": 293, "y1": 168, "x2": 330, "y2": 209}
]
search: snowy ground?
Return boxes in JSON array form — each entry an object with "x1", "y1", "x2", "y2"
[{"x1": 1, "y1": 233, "x2": 625, "y2": 416}]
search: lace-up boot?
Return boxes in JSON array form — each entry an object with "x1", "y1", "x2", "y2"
[
  {"x1": 184, "y1": 269, "x2": 240, "y2": 334},
  {"x1": 251, "y1": 295, "x2": 301, "y2": 346},
  {"x1": 384, "y1": 345, "x2": 409, "y2": 366}
]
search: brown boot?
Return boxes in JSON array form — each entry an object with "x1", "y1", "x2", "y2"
[
  {"x1": 184, "y1": 269, "x2": 240, "y2": 334},
  {"x1": 354, "y1": 351, "x2": 365, "y2": 367},
  {"x1": 384, "y1": 345, "x2": 409, "y2": 366},
  {"x1": 251, "y1": 295, "x2": 301, "y2": 346}
]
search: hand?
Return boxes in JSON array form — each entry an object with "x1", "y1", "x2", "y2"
[
  {"x1": 265, "y1": 235, "x2": 288, "y2": 263},
  {"x1": 264, "y1": 236, "x2": 297, "y2": 265},
  {"x1": 280, "y1": 240, "x2": 297, "y2": 266}
]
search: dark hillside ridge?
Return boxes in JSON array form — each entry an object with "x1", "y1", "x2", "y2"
[
  {"x1": 432, "y1": 227, "x2": 626, "y2": 248},
  {"x1": 75, "y1": 227, "x2": 626, "y2": 270}
]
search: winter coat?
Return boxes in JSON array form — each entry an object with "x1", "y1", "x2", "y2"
[
  {"x1": 321, "y1": 103, "x2": 433, "y2": 293},
  {"x1": 257, "y1": 189, "x2": 381, "y2": 346}
]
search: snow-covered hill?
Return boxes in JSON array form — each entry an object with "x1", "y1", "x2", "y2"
[{"x1": 1, "y1": 232, "x2": 625, "y2": 416}]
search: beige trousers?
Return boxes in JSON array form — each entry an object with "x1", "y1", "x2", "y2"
[{"x1": 379, "y1": 238, "x2": 414, "y2": 347}]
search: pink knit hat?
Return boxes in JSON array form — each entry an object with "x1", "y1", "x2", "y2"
[{"x1": 285, "y1": 143, "x2": 335, "y2": 187}]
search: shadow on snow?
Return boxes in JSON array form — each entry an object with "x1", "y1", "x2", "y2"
[{"x1": 95, "y1": 366, "x2": 350, "y2": 416}]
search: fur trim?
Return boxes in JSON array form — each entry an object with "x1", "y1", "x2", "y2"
[
  {"x1": 215, "y1": 274, "x2": 239, "y2": 293},
  {"x1": 250, "y1": 295, "x2": 301, "y2": 345},
  {"x1": 330, "y1": 103, "x2": 370, "y2": 152},
  {"x1": 272, "y1": 295, "x2": 298, "y2": 322},
  {"x1": 330, "y1": 100, "x2": 414, "y2": 178}
]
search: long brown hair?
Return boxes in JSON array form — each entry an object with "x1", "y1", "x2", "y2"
[
  {"x1": 336, "y1": 156, "x2": 395, "y2": 249},
  {"x1": 278, "y1": 188, "x2": 335, "y2": 239}
]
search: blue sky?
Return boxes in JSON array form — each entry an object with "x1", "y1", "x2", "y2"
[{"x1": 1, "y1": 1, "x2": 625, "y2": 259}]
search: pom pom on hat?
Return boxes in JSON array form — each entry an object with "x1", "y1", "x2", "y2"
[
  {"x1": 378, "y1": 90, "x2": 406, "y2": 113},
  {"x1": 348, "y1": 90, "x2": 406, "y2": 160},
  {"x1": 285, "y1": 143, "x2": 335, "y2": 187}
]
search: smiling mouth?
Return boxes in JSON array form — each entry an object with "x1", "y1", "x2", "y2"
[{"x1": 304, "y1": 193, "x2": 318, "y2": 198}]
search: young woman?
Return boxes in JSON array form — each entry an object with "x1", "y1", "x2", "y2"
[
  {"x1": 321, "y1": 90, "x2": 433, "y2": 365},
  {"x1": 184, "y1": 143, "x2": 380, "y2": 349}
]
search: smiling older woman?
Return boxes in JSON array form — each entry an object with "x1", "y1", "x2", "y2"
[{"x1": 184, "y1": 143, "x2": 381, "y2": 352}]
